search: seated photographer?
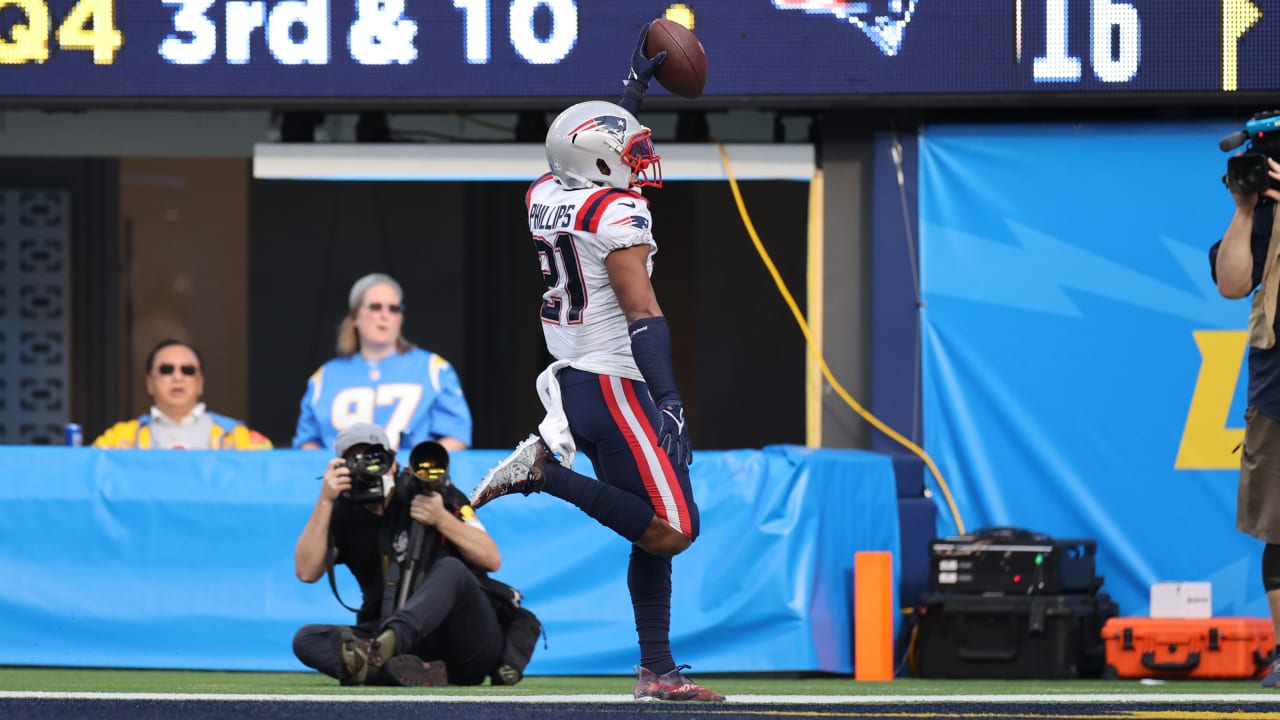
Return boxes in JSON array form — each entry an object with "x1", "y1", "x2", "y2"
[{"x1": 291, "y1": 422, "x2": 505, "y2": 687}]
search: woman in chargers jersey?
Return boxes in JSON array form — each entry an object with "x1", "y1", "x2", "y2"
[{"x1": 293, "y1": 273, "x2": 472, "y2": 453}]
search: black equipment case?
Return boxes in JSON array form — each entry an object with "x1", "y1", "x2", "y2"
[
  {"x1": 915, "y1": 591, "x2": 1119, "y2": 679},
  {"x1": 929, "y1": 527, "x2": 1099, "y2": 595}
]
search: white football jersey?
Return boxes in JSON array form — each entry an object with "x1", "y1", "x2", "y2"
[{"x1": 526, "y1": 173, "x2": 656, "y2": 380}]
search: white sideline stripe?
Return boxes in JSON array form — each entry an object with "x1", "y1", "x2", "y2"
[{"x1": 2, "y1": 692, "x2": 1280, "y2": 704}]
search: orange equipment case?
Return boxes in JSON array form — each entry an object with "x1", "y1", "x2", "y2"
[{"x1": 1101, "y1": 617, "x2": 1274, "y2": 679}]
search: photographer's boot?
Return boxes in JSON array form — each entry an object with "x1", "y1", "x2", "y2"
[
  {"x1": 329, "y1": 627, "x2": 369, "y2": 685},
  {"x1": 384, "y1": 656, "x2": 450, "y2": 687},
  {"x1": 366, "y1": 629, "x2": 397, "y2": 683},
  {"x1": 330, "y1": 627, "x2": 396, "y2": 686}
]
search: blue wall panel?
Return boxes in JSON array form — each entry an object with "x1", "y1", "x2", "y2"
[
  {"x1": 0, "y1": 446, "x2": 898, "y2": 675},
  {"x1": 918, "y1": 120, "x2": 1265, "y2": 619}
]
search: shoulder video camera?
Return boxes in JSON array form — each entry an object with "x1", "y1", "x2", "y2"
[
  {"x1": 1221, "y1": 111, "x2": 1280, "y2": 194},
  {"x1": 339, "y1": 444, "x2": 394, "y2": 505}
]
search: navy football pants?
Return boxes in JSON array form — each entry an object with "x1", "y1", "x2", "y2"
[{"x1": 557, "y1": 367, "x2": 700, "y2": 539}]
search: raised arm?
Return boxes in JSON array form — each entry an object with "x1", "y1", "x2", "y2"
[{"x1": 618, "y1": 21, "x2": 666, "y2": 117}]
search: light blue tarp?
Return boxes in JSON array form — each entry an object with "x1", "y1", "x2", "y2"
[
  {"x1": 0, "y1": 445, "x2": 898, "y2": 674},
  {"x1": 919, "y1": 121, "x2": 1266, "y2": 618}
]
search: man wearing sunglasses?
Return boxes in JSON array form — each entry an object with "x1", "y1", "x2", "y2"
[{"x1": 92, "y1": 339, "x2": 272, "y2": 450}]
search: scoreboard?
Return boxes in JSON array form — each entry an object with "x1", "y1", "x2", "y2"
[{"x1": 1, "y1": 1, "x2": 1277, "y2": 105}]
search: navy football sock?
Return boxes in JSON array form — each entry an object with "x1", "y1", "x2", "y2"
[
  {"x1": 542, "y1": 462, "x2": 653, "y2": 542},
  {"x1": 629, "y1": 545, "x2": 675, "y2": 675}
]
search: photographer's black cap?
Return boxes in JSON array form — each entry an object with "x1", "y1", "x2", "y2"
[{"x1": 335, "y1": 422, "x2": 391, "y2": 458}]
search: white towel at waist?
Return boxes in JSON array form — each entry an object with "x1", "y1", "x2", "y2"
[{"x1": 535, "y1": 359, "x2": 576, "y2": 469}]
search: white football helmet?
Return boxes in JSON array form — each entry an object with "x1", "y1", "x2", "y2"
[{"x1": 545, "y1": 100, "x2": 662, "y2": 190}]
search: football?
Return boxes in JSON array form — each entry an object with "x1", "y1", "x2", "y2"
[{"x1": 644, "y1": 18, "x2": 707, "y2": 99}]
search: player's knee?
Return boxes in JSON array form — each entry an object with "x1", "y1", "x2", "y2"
[
  {"x1": 650, "y1": 532, "x2": 693, "y2": 557},
  {"x1": 637, "y1": 519, "x2": 693, "y2": 557}
]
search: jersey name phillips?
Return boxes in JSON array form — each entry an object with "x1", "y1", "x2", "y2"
[{"x1": 529, "y1": 203, "x2": 575, "y2": 231}]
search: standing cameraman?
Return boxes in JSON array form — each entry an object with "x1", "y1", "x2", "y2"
[
  {"x1": 1211, "y1": 154, "x2": 1280, "y2": 688},
  {"x1": 292, "y1": 423, "x2": 505, "y2": 686}
]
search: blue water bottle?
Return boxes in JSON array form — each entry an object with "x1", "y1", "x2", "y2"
[{"x1": 65, "y1": 423, "x2": 83, "y2": 447}]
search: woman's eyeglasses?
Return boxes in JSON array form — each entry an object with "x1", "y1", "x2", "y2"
[
  {"x1": 157, "y1": 364, "x2": 198, "y2": 376},
  {"x1": 362, "y1": 301, "x2": 404, "y2": 315}
]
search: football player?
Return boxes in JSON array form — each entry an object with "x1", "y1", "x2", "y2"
[{"x1": 469, "y1": 21, "x2": 723, "y2": 703}]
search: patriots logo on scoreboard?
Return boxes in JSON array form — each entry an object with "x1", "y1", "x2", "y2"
[
  {"x1": 772, "y1": 0, "x2": 918, "y2": 57},
  {"x1": 611, "y1": 215, "x2": 649, "y2": 229}
]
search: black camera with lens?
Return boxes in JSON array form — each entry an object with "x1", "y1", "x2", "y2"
[
  {"x1": 339, "y1": 444, "x2": 394, "y2": 505},
  {"x1": 1221, "y1": 111, "x2": 1280, "y2": 195},
  {"x1": 396, "y1": 440, "x2": 453, "y2": 500}
]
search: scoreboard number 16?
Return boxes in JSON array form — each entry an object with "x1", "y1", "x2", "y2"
[
  {"x1": 0, "y1": 0, "x2": 123, "y2": 65},
  {"x1": 1031, "y1": 0, "x2": 1140, "y2": 83}
]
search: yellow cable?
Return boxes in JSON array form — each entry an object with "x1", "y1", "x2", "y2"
[{"x1": 713, "y1": 141, "x2": 966, "y2": 535}]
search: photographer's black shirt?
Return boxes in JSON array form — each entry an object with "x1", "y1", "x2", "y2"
[{"x1": 330, "y1": 486, "x2": 473, "y2": 624}]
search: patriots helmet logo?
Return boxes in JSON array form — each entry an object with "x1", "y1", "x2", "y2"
[
  {"x1": 772, "y1": 0, "x2": 918, "y2": 57},
  {"x1": 567, "y1": 115, "x2": 629, "y2": 154}
]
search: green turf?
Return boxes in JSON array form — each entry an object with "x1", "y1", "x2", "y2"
[{"x1": 0, "y1": 668, "x2": 1270, "y2": 696}]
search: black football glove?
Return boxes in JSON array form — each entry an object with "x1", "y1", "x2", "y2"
[
  {"x1": 656, "y1": 400, "x2": 692, "y2": 469},
  {"x1": 619, "y1": 21, "x2": 667, "y2": 116}
]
